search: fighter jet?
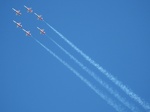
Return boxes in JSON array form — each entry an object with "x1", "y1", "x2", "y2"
[
  {"x1": 24, "y1": 5, "x2": 33, "y2": 13},
  {"x1": 37, "y1": 27, "x2": 45, "y2": 34},
  {"x1": 22, "y1": 29, "x2": 31, "y2": 36},
  {"x1": 12, "y1": 8, "x2": 21, "y2": 15},
  {"x1": 13, "y1": 20, "x2": 22, "y2": 28},
  {"x1": 34, "y1": 13, "x2": 43, "y2": 20}
]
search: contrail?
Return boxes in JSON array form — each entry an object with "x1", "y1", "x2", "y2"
[
  {"x1": 46, "y1": 35, "x2": 139, "y2": 112},
  {"x1": 32, "y1": 37, "x2": 125, "y2": 112},
  {"x1": 43, "y1": 21, "x2": 150, "y2": 111}
]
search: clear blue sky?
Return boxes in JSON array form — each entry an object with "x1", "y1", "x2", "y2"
[{"x1": 0, "y1": 0, "x2": 150, "y2": 112}]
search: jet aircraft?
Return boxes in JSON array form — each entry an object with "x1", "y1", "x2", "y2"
[
  {"x1": 22, "y1": 29, "x2": 31, "y2": 36},
  {"x1": 13, "y1": 20, "x2": 22, "y2": 28},
  {"x1": 37, "y1": 27, "x2": 45, "y2": 34},
  {"x1": 12, "y1": 8, "x2": 21, "y2": 15},
  {"x1": 24, "y1": 5, "x2": 33, "y2": 13},
  {"x1": 34, "y1": 13, "x2": 43, "y2": 20}
]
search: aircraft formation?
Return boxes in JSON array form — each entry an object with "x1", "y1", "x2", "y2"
[
  {"x1": 12, "y1": 5, "x2": 45, "y2": 36},
  {"x1": 12, "y1": 5, "x2": 150, "y2": 112}
]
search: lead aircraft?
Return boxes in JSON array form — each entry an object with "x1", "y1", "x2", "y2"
[{"x1": 12, "y1": 8, "x2": 21, "y2": 15}]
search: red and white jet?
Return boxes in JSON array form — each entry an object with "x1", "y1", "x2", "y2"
[
  {"x1": 37, "y1": 27, "x2": 46, "y2": 34},
  {"x1": 22, "y1": 29, "x2": 31, "y2": 36},
  {"x1": 12, "y1": 8, "x2": 21, "y2": 15},
  {"x1": 24, "y1": 5, "x2": 33, "y2": 13},
  {"x1": 34, "y1": 13, "x2": 43, "y2": 20},
  {"x1": 13, "y1": 20, "x2": 22, "y2": 28}
]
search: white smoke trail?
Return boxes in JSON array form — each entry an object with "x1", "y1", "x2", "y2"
[
  {"x1": 46, "y1": 35, "x2": 139, "y2": 112},
  {"x1": 32, "y1": 37, "x2": 125, "y2": 112},
  {"x1": 44, "y1": 21, "x2": 150, "y2": 111}
]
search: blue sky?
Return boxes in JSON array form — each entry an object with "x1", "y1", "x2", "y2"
[{"x1": 0, "y1": 0, "x2": 150, "y2": 112}]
